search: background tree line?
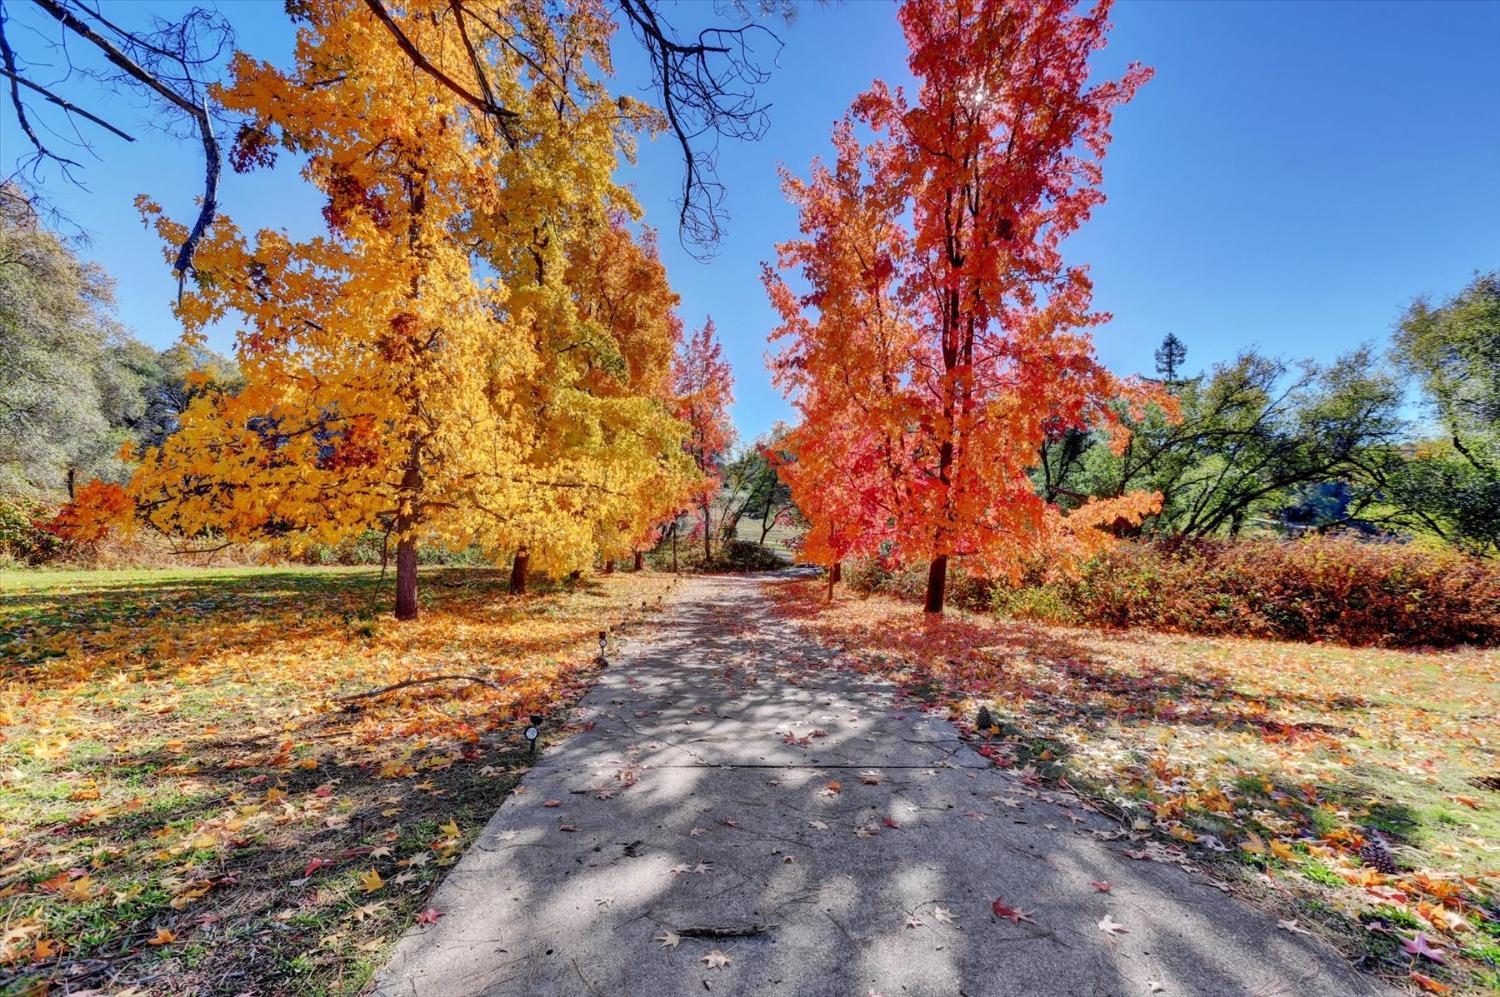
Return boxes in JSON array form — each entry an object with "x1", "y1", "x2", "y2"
[
  {"x1": 0, "y1": 191, "x2": 238, "y2": 504},
  {"x1": 1036, "y1": 270, "x2": 1499, "y2": 557}
]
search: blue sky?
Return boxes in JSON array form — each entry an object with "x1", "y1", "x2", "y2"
[{"x1": 6, "y1": 0, "x2": 1499, "y2": 443}]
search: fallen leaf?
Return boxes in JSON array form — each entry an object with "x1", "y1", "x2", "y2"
[
  {"x1": 416, "y1": 907, "x2": 442, "y2": 925},
  {"x1": 702, "y1": 949, "x2": 731, "y2": 969},
  {"x1": 991, "y1": 898, "x2": 1037, "y2": 924},
  {"x1": 1097, "y1": 914, "x2": 1128, "y2": 936},
  {"x1": 654, "y1": 931, "x2": 681, "y2": 949},
  {"x1": 1411, "y1": 972, "x2": 1451, "y2": 994},
  {"x1": 358, "y1": 869, "x2": 384, "y2": 893},
  {"x1": 1090, "y1": 881, "x2": 1113, "y2": 893},
  {"x1": 1401, "y1": 933, "x2": 1446, "y2": 964},
  {"x1": 147, "y1": 927, "x2": 176, "y2": 946}
]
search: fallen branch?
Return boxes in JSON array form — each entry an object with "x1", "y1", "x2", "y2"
[{"x1": 335, "y1": 674, "x2": 503, "y2": 704}]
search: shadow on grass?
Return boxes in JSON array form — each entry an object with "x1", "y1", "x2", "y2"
[
  {"x1": 1, "y1": 566, "x2": 612, "y2": 685},
  {"x1": 763, "y1": 577, "x2": 1493, "y2": 989},
  {"x1": 0, "y1": 565, "x2": 665, "y2": 994}
]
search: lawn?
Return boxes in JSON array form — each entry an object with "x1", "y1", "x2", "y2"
[
  {"x1": 770, "y1": 578, "x2": 1500, "y2": 994},
  {"x1": 0, "y1": 565, "x2": 675, "y2": 995}
]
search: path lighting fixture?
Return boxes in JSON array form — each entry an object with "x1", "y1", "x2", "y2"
[{"x1": 524, "y1": 714, "x2": 542, "y2": 754}]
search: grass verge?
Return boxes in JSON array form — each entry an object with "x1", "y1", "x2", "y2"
[{"x1": 0, "y1": 565, "x2": 675, "y2": 995}]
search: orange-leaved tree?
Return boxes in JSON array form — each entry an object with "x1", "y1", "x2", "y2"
[
  {"x1": 672, "y1": 318, "x2": 735, "y2": 562},
  {"x1": 765, "y1": 0, "x2": 1163, "y2": 613},
  {"x1": 131, "y1": 0, "x2": 686, "y2": 619}
]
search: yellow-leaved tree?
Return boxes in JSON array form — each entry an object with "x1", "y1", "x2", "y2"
[{"x1": 132, "y1": 0, "x2": 695, "y2": 619}]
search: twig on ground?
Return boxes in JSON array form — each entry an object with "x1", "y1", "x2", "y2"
[{"x1": 335, "y1": 674, "x2": 503, "y2": 703}]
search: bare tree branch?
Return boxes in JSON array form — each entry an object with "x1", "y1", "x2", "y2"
[
  {"x1": 24, "y1": 0, "x2": 224, "y2": 287},
  {"x1": 0, "y1": 65, "x2": 134, "y2": 142},
  {"x1": 616, "y1": 0, "x2": 781, "y2": 256}
]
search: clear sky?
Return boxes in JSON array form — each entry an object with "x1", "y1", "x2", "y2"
[{"x1": 6, "y1": 0, "x2": 1499, "y2": 444}]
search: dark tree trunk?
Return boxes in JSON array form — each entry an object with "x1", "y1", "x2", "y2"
[
  {"x1": 831, "y1": 561, "x2": 842, "y2": 584},
  {"x1": 66, "y1": 466, "x2": 77, "y2": 500},
  {"x1": 671, "y1": 526, "x2": 679, "y2": 573},
  {"x1": 702, "y1": 503, "x2": 712, "y2": 562},
  {"x1": 395, "y1": 536, "x2": 419, "y2": 620},
  {"x1": 509, "y1": 550, "x2": 528, "y2": 595},
  {"x1": 923, "y1": 555, "x2": 948, "y2": 615},
  {"x1": 604, "y1": 559, "x2": 615, "y2": 574},
  {"x1": 633, "y1": 551, "x2": 644, "y2": 571}
]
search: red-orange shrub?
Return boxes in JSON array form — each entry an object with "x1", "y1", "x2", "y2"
[
  {"x1": 43, "y1": 480, "x2": 132, "y2": 545},
  {"x1": 1023, "y1": 536, "x2": 1498, "y2": 647},
  {"x1": 852, "y1": 536, "x2": 1500, "y2": 647}
]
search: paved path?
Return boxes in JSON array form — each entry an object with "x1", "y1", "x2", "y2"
[{"x1": 374, "y1": 575, "x2": 1388, "y2": 997}]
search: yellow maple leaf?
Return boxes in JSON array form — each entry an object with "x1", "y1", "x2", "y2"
[
  {"x1": 358, "y1": 868, "x2": 385, "y2": 893},
  {"x1": 1270, "y1": 840, "x2": 1298, "y2": 863}
]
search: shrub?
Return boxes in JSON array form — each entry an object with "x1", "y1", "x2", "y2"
[
  {"x1": 646, "y1": 537, "x2": 785, "y2": 573},
  {"x1": 848, "y1": 536, "x2": 1500, "y2": 648},
  {"x1": 0, "y1": 496, "x2": 60, "y2": 564},
  {"x1": 1034, "y1": 536, "x2": 1498, "y2": 647},
  {"x1": 843, "y1": 558, "x2": 992, "y2": 611}
]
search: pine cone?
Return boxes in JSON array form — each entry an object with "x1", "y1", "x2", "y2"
[
  {"x1": 975, "y1": 704, "x2": 996, "y2": 732},
  {"x1": 1359, "y1": 830, "x2": 1397, "y2": 875}
]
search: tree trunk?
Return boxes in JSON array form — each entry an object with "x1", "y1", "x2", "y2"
[
  {"x1": 66, "y1": 466, "x2": 77, "y2": 500},
  {"x1": 633, "y1": 551, "x2": 644, "y2": 571},
  {"x1": 702, "y1": 503, "x2": 712, "y2": 562},
  {"x1": 923, "y1": 555, "x2": 948, "y2": 615},
  {"x1": 509, "y1": 550, "x2": 528, "y2": 595},
  {"x1": 395, "y1": 536, "x2": 419, "y2": 620},
  {"x1": 671, "y1": 526, "x2": 679, "y2": 573},
  {"x1": 831, "y1": 561, "x2": 842, "y2": 584},
  {"x1": 604, "y1": 558, "x2": 615, "y2": 574}
]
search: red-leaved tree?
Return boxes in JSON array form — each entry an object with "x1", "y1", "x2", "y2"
[
  {"x1": 673, "y1": 318, "x2": 736, "y2": 561},
  {"x1": 765, "y1": 0, "x2": 1164, "y2": 613}
]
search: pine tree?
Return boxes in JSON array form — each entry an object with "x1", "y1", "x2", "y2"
[{"x1": 1154, "y1": 333, "x2": 1187, "y2": 382}]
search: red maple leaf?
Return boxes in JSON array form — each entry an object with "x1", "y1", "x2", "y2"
[{"x1": 991, "y1": 898, "x2": 1037, "y2": 924}]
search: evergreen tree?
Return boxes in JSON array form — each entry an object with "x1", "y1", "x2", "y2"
[{"x1": 1154, "y1": 332, "x2": 1187, "y2": 382}]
